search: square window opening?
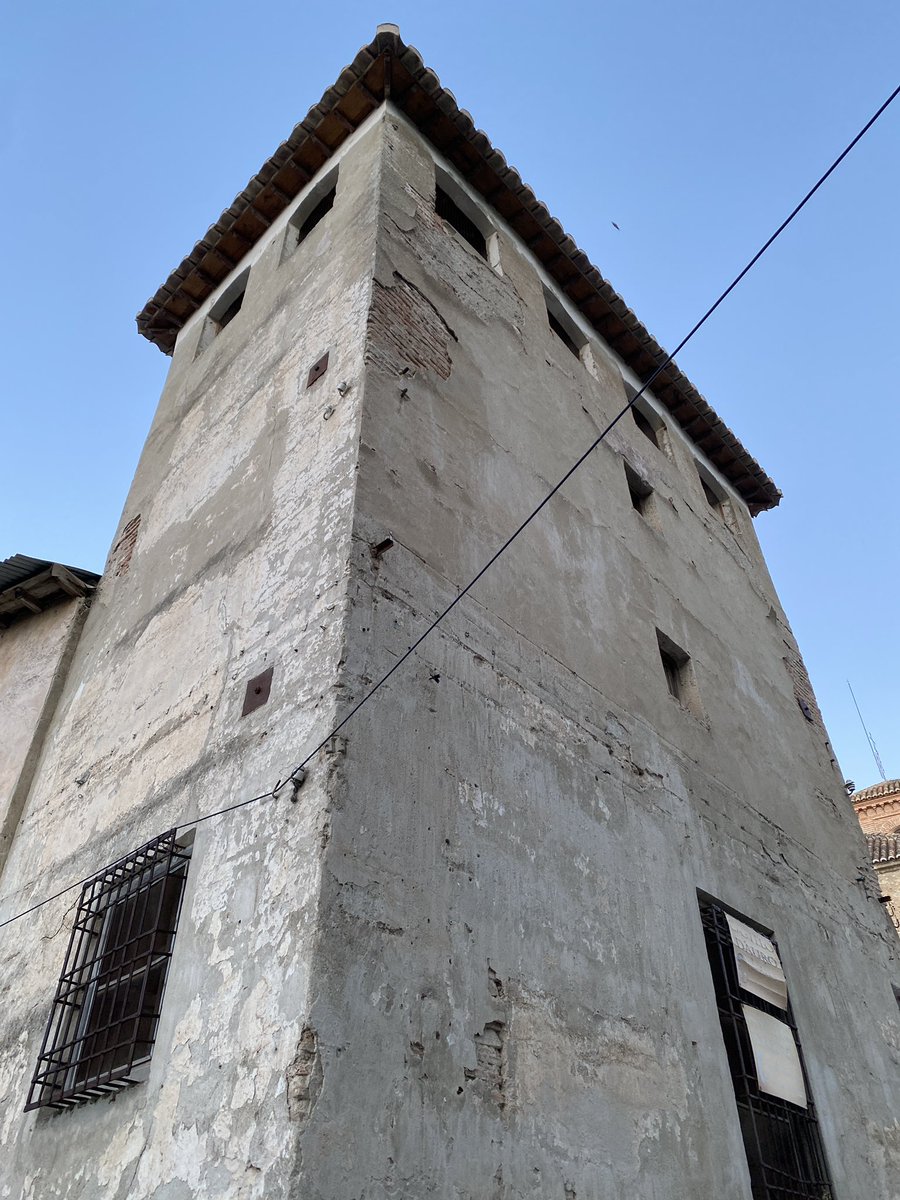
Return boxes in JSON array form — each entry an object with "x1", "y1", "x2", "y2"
[
  {"x1": 196, "y1": 269, "x2": 250, "y2": 356},
  {"x1": 632, "y1": 405, "x2": 659, "y2": 448},
  {"x1": 25, "y1": 830, "x2": 192, "y2": 1112},
  {"x1": 544, "y1": 292, "x2": 584, "y2": 360},
  {"x1": 697, "y1": 463, "x2": 740, "y2": 534},
  {"x1": 435, "y1": 184, "x2": 487, "y2": 258},
  {"x1": 656, "y1": 629, "x2": 702, "y2": 716},
  {"x1": 284, "y1": 169, "x2": 339, "y2": 259},
  {"x1": 624, "y1": 384, "x2": 672, "y2": 458},
  {"x1": 624, "y1": 461, "x2": 654, "y2": 520}
]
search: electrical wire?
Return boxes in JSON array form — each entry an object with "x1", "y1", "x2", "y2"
[{"x1": 1, "y1": 80, "x2": 898, "y2": 936}]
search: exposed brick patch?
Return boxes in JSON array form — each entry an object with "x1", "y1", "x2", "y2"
[
  {"x1": 367, "y1": 271, "x2": 456, "y2": 380},
  {"x1": 112, "y1": 515, "x2": 141, "y2": 577},
  {"x1": 464, "y1": 1020, "x2": 506, "y2": 1108},
  {"x1": 286, "y1": 1025, "x2": 323, "y2": 1127},
  {"x1": 782, "y1": 646, "x2": 823, "y2": 725}
]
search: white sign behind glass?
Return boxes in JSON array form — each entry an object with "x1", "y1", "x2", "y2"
[
  {"x1": 726, "y1": 915, "x2": 788, "y2": 1009},
  {"x1": 741, "y1": 1005, "x2": 807, "y2": 1108}
]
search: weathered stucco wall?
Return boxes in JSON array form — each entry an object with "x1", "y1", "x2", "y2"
[
  {"x1": 288, "y1": 113, "x2": 900, "y2": 1199},
  {"x1": 0, "y1": 114, "x2": 383, "y2": 1200},
  {"x1": 0, "y1": 601, "x2": 89, "y2": 880}
]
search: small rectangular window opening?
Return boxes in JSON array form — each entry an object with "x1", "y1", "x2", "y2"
[
  {"x1": 697, "y1": 463, "x2": 740, "y2": 534},
  {"x1": 285, "y1": 169, "x2": 339, "y2": 259},
  {"x1": 544, "y1": 291, "x2": 584, "y2": 361},
  {"x1": 296, "y1": 186, "x2": 336, "y2": 244},
  {"x1": 632, "y1": 406, "x2": 659, "y2": 448},
  {"x1": 216, "y1": 289, "x2": 244, "y2": 331},
  {"x1": 547, "y1": 309, "x2": 581, "y2": 358},
  {"x1": 435, "y1": 185, "x2": 487, "y2": 258},
  {"x1": 656, "y1": 629, "x2": 702, "y2": 716},
  {"x1": 624, "y1": 461, "x2": 653, "y2": 518},
  {"x1": 701, "y1": 474, "x2": 722, "y2": 510},
  {"x1": 195, "y1": 269, "x2": 250, "y2": 357},
  {"x1": 25, "y1": 831, "x2": 191, "y2": 1111}
]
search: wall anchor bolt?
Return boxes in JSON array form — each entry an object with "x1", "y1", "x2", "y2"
[
  {"x1": 322, "y1": 405, "x2": 335, "y2": 420},
  {"x1": 337, "y1": 380, "x2": 351, "y2": 396},
  {"x1": 288, "y1": 768, "x2": 307, "y2": 802}
]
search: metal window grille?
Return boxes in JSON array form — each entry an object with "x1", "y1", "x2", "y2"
[
  {"x1": 698, "y1": 897, "x2": 834, "y2": 1199},
  {"x1": 435, "y1": 186, "x2": 487, "y2": 258},
  {"x1": 25, "y1": 830, "x2": 190, "y2": 1112}
]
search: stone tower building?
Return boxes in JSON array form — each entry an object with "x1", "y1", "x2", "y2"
[{"x1": 1, "y1": 26, "x2": 898, "y2": 1200}]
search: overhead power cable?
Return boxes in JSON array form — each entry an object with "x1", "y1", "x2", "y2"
[{"x1": 2, "y1": 80, "x2": 898, "y2": 936}]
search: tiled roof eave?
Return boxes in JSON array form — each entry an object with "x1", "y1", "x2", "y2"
[{"x1": 135, "y1": 26, "x2": 780, "y2": 514}]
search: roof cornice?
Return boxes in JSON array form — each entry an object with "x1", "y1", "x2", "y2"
[{"x1": 136, "y1": 25, "x2": 780, "y2": 514}]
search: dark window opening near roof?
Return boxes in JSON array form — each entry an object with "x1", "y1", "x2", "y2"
[
  {"x1": 700, "y1": 475, "x2": 722, "y2": 509},
  {"x1": 25, "y1": 831, "x2": 191, "y2": 1112},
  {"x1": 632, "y1": 405, "x2": 661, "y2": 449},
  {"x1": 296, "y1": 187, "x2": 336, "y2": 244},
  {"x1": 547, "y1": 309, "x2": 580, "y2": 359},
  {"x1": 624, "y1": 461, "x2": 653, "y2": 518},
  {"x1": 216, "y1": 289, "x2": 244, "y2": 330},
  {"x1": 435, "y1": 186, "x2": 486, "y2": 258}
]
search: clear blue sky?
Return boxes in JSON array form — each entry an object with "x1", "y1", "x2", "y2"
[{"x1": 2, "y1": 2, "x2": 897, "y2": 792}]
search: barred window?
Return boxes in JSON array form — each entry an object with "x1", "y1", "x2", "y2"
[
  {"x1": 26, "y1": 831, "x2": 190, "y2": 1111},
  {"x1": 698, "y1": 896, "x2": 833, "y2": 1199}
]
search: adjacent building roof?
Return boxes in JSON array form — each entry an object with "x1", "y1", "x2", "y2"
[
  {"x1": 135, "y1": 24, "x2": 780, "y2": 514},
  {"x1": 867, "y1": 833, "x2": 900, "y2": 866},
  {"x1": 0, "y1": 556, "x2": 100, "y2": 628},
  {"x1": 852, "y1": 779, "x2": 900, "y2": 806}
]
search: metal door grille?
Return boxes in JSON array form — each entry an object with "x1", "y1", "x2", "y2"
[
  {"x1": 699, "y1": 898, "x2": 833, "y2": 1199},
  {"x1": 26, "y1": 830, "x2": 190, "y2": 1111}
]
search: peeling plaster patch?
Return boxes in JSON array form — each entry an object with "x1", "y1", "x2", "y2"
[
  {"x1": 367, "y1": 272, "x2": 456, "y2": 380},
  {"x1": 286, "y1": 1025, "x2": 323, "y2": 1127},
  {"x1": 457, "y1": 778, "x2": 504, "y2": 826},
  {"x1": 96, "y1": 1121, "x2": 145, "y2": 1192},
  {"x1": 465, "y1": 1021, "x2": 507, "y2": 1109}
]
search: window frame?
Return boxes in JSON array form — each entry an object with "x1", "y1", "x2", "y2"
[
  {"x1": 697, "y1": 895, "x2": 833, "y2": 1199},
  {"x1": 25, "y1": 830, "x2": 191, "y2": 1112},
  {"x1": 284, "y1": 166, "x2": 339, "y2": 259}
]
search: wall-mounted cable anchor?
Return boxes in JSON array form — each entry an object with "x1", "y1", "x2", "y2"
[{"x1": 274, "y1": 767, "x2": 307, "y2": 802}]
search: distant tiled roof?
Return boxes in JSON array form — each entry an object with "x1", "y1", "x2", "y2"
[
  {"x1": 0, "y1": 555, "x2": 100, "y2": 627},
  {"x1": 867, "y1": 833, "x2": 900, "y2": 865},
  {"x1": 852, "y1": 780, "x2": 900, "y2": 805},
  {"x1": 135, "y1": 25, "x2": 780, "y2": 515}
]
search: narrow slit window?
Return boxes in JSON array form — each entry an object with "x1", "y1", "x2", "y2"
[
  {"x1": 633, "y1": 406, "x2": 659, "y2": 448},
  {"x1": 624, "y1": 461, "x2": 653, "y2": 519},
  {"x1": 656, "y1": 629, "x2": 702, "y2": 716},
  {"x1": 698, "y1": 896, "x2": 833, "y2": 1199},
  {"x1": 697, "y1": 464, "x2": 739, "y2": 534},
  {"x1": 216, "y1": 290, "x2": 244, "y2": 330},
  {"x1": 547, "y1": 309, "x2": 580, "y2": 358},
  {"x1": 296, "y1": 186, "x2": 336, "y2": 244},
  {"x1": 701, "y1": 474, "x2": 722, "y2": 510},
  {"x1": 435, "y1": 185, "x2": 487, "y2": 258},
  {"x1": 25, "y1": 831, "x2": 191, "y2": 1111},
  {"x1": 285, "y1": 169, "x2": 339, "y2": 260}
]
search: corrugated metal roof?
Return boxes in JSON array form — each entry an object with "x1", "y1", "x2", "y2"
[{"x1": 0, "y1": 555, "x2": 100, "y2": 594}]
